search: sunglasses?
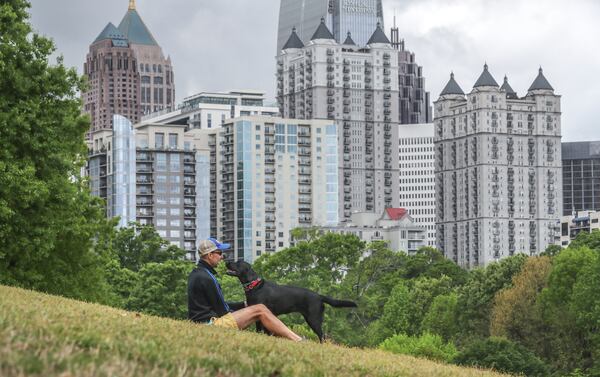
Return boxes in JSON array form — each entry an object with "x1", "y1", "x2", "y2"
[{"x1": 210, "y1": 250, "x2": 223, "y2": 256}]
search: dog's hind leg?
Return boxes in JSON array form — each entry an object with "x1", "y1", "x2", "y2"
[
  {"x1": 303, "y1": 304, "x2": 325, "y2": 342},
  {"x1": 255, "y1": 321, "x2": 273, "y2": 336}
]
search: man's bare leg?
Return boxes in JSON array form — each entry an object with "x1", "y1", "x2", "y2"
[{"x1": 230, "y1": 304, "x2": 302, "y2": 341}]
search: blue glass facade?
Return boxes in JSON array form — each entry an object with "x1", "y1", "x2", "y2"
[
  {"x1": 277, "y1": 0, "x2": 383, "y2": 51},
  {"x1": 195, "y1": 153, "x2": 211, "y2": 256},
  {"x1": 236, "y1": 121, "x2": 253, "y2": 262},
  {"x1": 112, "y1": 114, "x2": 137, "y2": 228}
]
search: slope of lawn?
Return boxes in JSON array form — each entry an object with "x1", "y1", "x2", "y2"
[{"x1": 0, "y1": 285, "x2": 508, "y2": 376}]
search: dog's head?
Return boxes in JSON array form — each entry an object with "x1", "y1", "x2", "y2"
[{"x1": 225, "y1": 260, "x2": 259, "y2": 284}]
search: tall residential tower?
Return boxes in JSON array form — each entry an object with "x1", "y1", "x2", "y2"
[
  {"x1": 435, "y1": 65, "x2": 562, "y2": 268},
  {"x1": 277, "y1": 21, "x2": 400, "y2": 221}
]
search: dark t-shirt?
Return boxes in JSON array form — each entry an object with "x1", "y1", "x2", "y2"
[{"x1": 187, "y1": 260, "x2": 243, "y2": 323}]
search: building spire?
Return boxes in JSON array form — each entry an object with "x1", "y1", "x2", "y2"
[{"x1": 128, "y1": 0, "x2": 136, "y2": 10}]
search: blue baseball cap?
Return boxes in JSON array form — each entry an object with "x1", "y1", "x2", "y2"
[{"x1": 199, "y1": 237, "x2": 231, "y2": 255}]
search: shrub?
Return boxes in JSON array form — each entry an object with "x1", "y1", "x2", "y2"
[
  {"x1": 379, "y1": 332, "x2": 458, "y2": 363},
  {"x1": 454, "y1": 337, "x2": 550, "y2": 376}
]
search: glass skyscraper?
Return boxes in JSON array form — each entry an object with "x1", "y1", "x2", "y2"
[{"x1": 277, "y1": 0, "x2": 384, "y2": 52}]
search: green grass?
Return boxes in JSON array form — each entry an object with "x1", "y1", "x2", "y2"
[{"x1": 0, "y1": 285, "x2": 508, "y2": 376}]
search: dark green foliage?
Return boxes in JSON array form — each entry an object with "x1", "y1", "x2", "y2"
[
  {"x1": 422, "y1": 293, "x2": 460, "y2": 342},
  {"x1": 539, "y1": 246, "x2": 599, "y2": 373},
  {"x1": 403, "y1": 247, "x2": 468, "y2": 285},
  {"x1": 110, "y1": 224, "x2": 186, "y2": 272},
  {"x1": 380, "y1": 333, "x2": 458, "y2": 363},
  {"x1": 454, "y1": 337, "x2": 550, "y2": 377},
  {"x1": 455, "y1": 254, "x2": 528, "y2": 342},
  {"x1": 0, "y1": 0, "x2": 115, "y2": 302},
  {"x1": 127, "y1": 260, "x2": 194, "y2": 319}
]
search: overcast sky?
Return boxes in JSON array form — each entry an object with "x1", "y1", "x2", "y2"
[{"x1": 29, "y1": 0, "x2": 599, "y2": 141}]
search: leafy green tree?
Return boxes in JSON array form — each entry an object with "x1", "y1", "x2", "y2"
[
  {"x1": 111, "y1": 224, "x2": 186, "y2": 272},
  {"x1": 539, "y1": 246, "x2": 598, "y2": 374},
  {"x1": 568, "y1": 229, "x2": 600, "y2": 252},
  {"x1": 127, "y1": 260, "x2": 194, "y2": 319},
  {"x1": 376, "y1": 276, "x2": 454, "y2": 344},
  {"x1": 380, "y1": 332, "x2": 458, "y2": 363},
  {"x1": 454, "y1": 337, "x2": 550, "y2": 377},
  {"x1": 0, "y1": 0, "x2": 114, "y2": 302},
  {"x1": 490, "y1": 256, "x2": 552, "y2": 358},
  {"x1": 422, "y1": 293, "x2": 459, "y2": 342},
  {"x1": 455, "y1": 254, "x2": 528, "y2": 342},
  {"x1": 570, "y1": 249, "x2": 600, "y2": 374},
  {"x1": 403, "y1": 247, "x2": 469, "y2": 285},
  {"x1": 540, "y1": 244, "x2": 562, "y2": 257}
]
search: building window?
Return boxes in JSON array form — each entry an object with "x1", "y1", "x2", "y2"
[
  {"x1": 169, "y1": 133, "x2": 178, "y2": 148},
  {"x1": 155, "y1": 133, "x2": 164, "y2": 148}
]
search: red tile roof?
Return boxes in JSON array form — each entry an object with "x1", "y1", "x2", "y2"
[{"x1": 385, "y1": 208, "x2": 408, "y2": 220}]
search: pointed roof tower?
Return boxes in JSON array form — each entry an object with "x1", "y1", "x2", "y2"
[
  {"x1": 501, "y1": 75, "x2": 518, "y2": 99},
  {"x1": 473, "y1": 63, "x2": 499, "y2": 88},
  {"x1": 343, "y1": 31, "x2": 356, "y2": 46},
  {"x1": 367, "y1": 22, "x2": 391, "y2": 45},
  {"x1": 282, "y1": 27, "x2": 304, "y2": 50},
  {"x1": 118, "y1": 2, "x2": 158, "y2": 46},
  {"x1": 440, "y1": 72, "x2": 465, "y2": 96},
  {"x1": 311, "y1": 18, "x2": 335, "y2": 41},
  {"x1": 93, "y1": 22, "x2": 129, "y2": 47},
  {"x1": 528, "y1": 67, "x2": 554, "y2": 92}
]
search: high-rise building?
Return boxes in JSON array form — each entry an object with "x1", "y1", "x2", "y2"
[
  {"x1": 277, "y1": 21, "x2": 400, "y2": 221},
  {"x1": 87, "y1": 115, "x2": 211, "y2": 260},
  {"x1": 87, "y1": 114, "x2": 338, "y2": 262},
  {"x1": 399, "y1": 123, "x2": 436, "y2": 246},
  {"x1": 435, "y1": 65, "x2": 562, "y2": 268},
  {"x1": 561, "y1": 141, "x2": 600, "y2": 215},
  {"x1": 390, "y1": 22, "x2": 432, "y2": 124},
  {"x1": 211, "y1": 117, "x2": 339, "y2": 262},
  {"x1": 140, "y1": 91, "x2": 279, "y2": 129},
  {"x1": 83, "y1": 0, "x2": 175, "y2": 136},
  {"x1": 277, "y1": 0, "x2": 384, "y2": 52}
]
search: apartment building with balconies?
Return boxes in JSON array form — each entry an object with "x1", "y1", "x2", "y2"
[
  {"x1": 87, "y1": 115, "x2": 210, "y2": 260},
  {"x1": 208, "y1": 116, "x2": 338, "y2": 262},
  {"x1": 277, "y1": 20, "x2": 400, "y2": 221},
  {"x1": 434, "y1": 65, "x2": 562, "y2": 268}
]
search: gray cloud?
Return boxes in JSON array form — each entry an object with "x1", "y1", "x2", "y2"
[{"x1": 29, "y1": 0, "x2": 599, "y2": 140}]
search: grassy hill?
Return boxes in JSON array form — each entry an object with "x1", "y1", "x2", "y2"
[{"x1": 0, "y1": 285, "x2": 507, "y2": 376}]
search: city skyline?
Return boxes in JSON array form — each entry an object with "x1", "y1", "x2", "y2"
[{"x1": 29, "y1": 0, "x2": 599, "y2": 141}]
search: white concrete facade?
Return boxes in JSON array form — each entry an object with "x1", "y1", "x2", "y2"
[
  {"x1": 207, "y1": 116, "x2": 338, "y2": 262},
  {"x1": 321, "y1": 209, "x2": 426, "y2": 254},
  {"x1": 399, "y1": 123, "x2": 436, "y2": 246},
  {"x1": 556, "y1": 210, "x2": 600, "y2": 247},
  {"x1": 140, "y1": 91, "x2": 279, "y2": 130},
  {"x1": 435, "y1": 66, "x2": 562, "y2": 268}
]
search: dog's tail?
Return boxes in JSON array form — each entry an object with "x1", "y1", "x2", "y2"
[{"x1": 320, "y1": 295, "x2": 357, "y2": 308}]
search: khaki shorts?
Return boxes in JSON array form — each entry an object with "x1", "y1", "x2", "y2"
[{"x1": 208, "y1": 313, "x2": 238, "y2": 329}]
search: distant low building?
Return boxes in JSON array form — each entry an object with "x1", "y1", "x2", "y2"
[
  {"x1": 320, "y1": 208, "x2": 427, "y2": 254},
  {"x1": 556, "y1": 210, "x2": 600, "y2": 247},
  {"x1": 140, "y1": 90, "x2": 279, "y2": 129}
]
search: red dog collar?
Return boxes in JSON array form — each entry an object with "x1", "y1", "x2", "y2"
[{"x1": 243, "y1": 278, "x2": 262, "y2": 292}]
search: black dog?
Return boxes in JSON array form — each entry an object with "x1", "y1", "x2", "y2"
[{"x1": 225, "y1": 260, "x2": 357, "y2": 342}]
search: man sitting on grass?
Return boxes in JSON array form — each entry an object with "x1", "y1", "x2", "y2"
[{"x1": 187, "y1": 238, "x2": 302, "y2": 341}]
